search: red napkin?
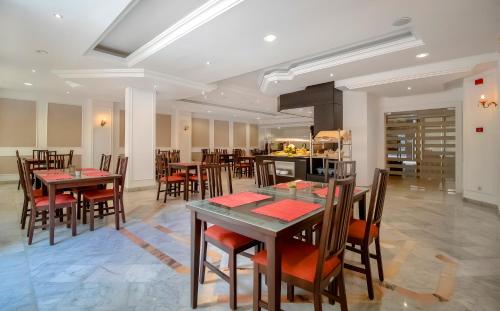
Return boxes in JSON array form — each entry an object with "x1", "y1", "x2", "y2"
[
  {"x1": 83, "y1": 171, "x2": 110, "y2": 177},
  {"x1": 274, "y1": 181, "x2": 312, "y2": 190},
  {"x1": 252, "y1": 199, "x2": 321, "y2": 222},
  {"x1": 208, "y1": 192, "x2": 271, "y2": 208},
  {"x1": 39, "y1": 173, "x2": 74, "y2": 181},
  {"x1": 313, "y1": 187, "x2": 362, "y2": 198}
]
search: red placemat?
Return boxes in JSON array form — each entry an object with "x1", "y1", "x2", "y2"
[
  {"x1": 39, "y1": 173, "x2": 74, "y2": 181},
  {"x1": 313, "y1": 187, "x2": 362, "y2": 198},
  {"x1": 274, "y1": 181, "x2": 312, "y2": 190},
  {"x1": 42, "y1": 169, "x2": 64, "y2": 174},
  {"x1": 252, "y1": 199, "x2": 321, "y2": 222},
  {"x1": 208, "y1": 192, "x2": 271, "y2": 208},
  {"x1": 83, "y1": 171, "x2": 110, "y2": 177},
  {"x1": 81, "y1": 168, "x2": 97, "y2": 171}
]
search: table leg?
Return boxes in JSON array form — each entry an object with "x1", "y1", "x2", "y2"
[
  {"x1": 48, "y1": 185, "x2": 56, "y2": 245},
  {"x1": 184, "y1": 169, "x2": 189, "y2": 201},
  {"x1": 191, "y1": 211, "x2": 202, "y2": 308},
  {"x1": 266, "y1": 236, "x2": 281, "y2": 311},
  {"x1": 358, "y1": 194, "x2": 366, "y2": 220},
  {"x1": 114, "y1": 178, "x2": 120, "y2": 230}
]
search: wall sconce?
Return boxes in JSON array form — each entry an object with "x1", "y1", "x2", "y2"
[
  {"x1": 100, "y1": 119, "x2": 107, "y2": 127},
  {"x1": 184, "y1": 125, "x2": 190, "y2": 131},
  {"x1": 479, "y1": 94, "x2": 497, "y2": 108}
]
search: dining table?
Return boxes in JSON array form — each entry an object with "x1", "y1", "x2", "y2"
[
  {"x1": 33, "y1": 168, "x2": 122, "y2": 245},
  {"x1": 168, "y1": 162, "x2": 202, "y2": 201},
  {"x1": 187, "y1": 180, "x2": 369, "y2": 311}
]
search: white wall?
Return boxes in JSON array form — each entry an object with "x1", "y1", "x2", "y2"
[{"x1": 462, "y1": 68, "x2": 499, "y2": 205}]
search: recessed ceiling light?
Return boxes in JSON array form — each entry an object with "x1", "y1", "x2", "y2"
[
  {"x1": 31, "y1": 69, "x2": 36, "y2": 73},
  {"x1": 53, "y1": 13, "x2": 63, "y2": 19},
  {"x1": 329, "y1": 73, "x2": 334, "y2": 77},
  {"x1": 24, "y1": 82, "x2": 33, "y2": 86},
  {"x1": 153, "y1": 84, "x2": 158, "y2": 89},
  {"x1": 263, "y1": 34, "x2": 277, "y2": 42},
  {"x1": 407, "y1": 86, "x2": 412, "y2": 90},
  {"x1": 66, "y1": 91, "x2": 70, "y2": 94},
  {"x1": 273, "y1": 80, "x2": 278, "y2": 84},
  {"x1": 220, "y1": 91, "x2": 224, "y2": 96},
  {"x1": 392, "y1": 17, "x2": 411, "y2": 27},
  {"x1": 416, "y1": 52, "x2": 429, "y2": 58},
  {"x1": 205, "y1": 61, "x2": 211, "y2": 65},
  {"x1": 207, "y1": 110, "x2": 212, "y2": 113},
  {"x1": 201, "y1": 90, "x2": 205, "y2": 96},
  {"x1": 35, "y1": 49, "x2": 48, "y2": 55},
  {"x1": 256, "y1": 117, "x2": 261, "y2": 120}
]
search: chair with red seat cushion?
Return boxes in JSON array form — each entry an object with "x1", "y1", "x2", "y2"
[
  {"x1": 82, "y1": 157, "x2": 128, "y2": 231},
  {"x1": 17, "y1": 155, "x2": 45, "y2": 230},
  {"x1": 344, "y1": 168, "x2": 389, "y2": 300},
  {"x1": 22, "y1": 160, "x2": 77, "y2": 245},
  {"x1": 253, "y1": 176, "x2": 356, "y2": 311},
  {"x1": 156, "y1": 154, "x2": 184, "y2": 203},
  {"x1": 198, "y1": 163, "x2": 257, "y2": 310}
]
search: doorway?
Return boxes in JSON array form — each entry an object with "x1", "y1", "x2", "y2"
[{"x1": 385, "y1": 108, "x2": 456, "y2": 191}]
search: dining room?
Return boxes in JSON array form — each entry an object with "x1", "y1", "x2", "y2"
[{"x1": 1, "y1": 1, "x2": 500, "y2": 311}]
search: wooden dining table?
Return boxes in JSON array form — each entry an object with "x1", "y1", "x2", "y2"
[
  {"x1": 168, "y1": 162, "x2": 201, "y2": 201},
  {"x1": 33, "y1": 169, "x2": 122, "y2": 245},
  {"x1": 187, "y1": 180, "x2": 369, "y2": 311}
]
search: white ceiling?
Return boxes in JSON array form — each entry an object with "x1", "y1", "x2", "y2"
[{"x1": 0, "y1": 0, "x2": 499, "y2": 125}]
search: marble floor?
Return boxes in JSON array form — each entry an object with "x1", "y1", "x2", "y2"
[{"x1": 1, "y1": 176, "x2": 499, "y2": 311}]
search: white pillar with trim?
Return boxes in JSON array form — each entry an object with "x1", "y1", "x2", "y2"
[{"x1": 124, "y1": 87, "x2": 156, "y2": 190}]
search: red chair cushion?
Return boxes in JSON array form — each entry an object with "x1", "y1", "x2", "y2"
[
  {"x1": 83, "y1": 189, "x2": 115, "y2": 201},
  {"x1": 347, "y1": 219, "x2": 379, "y2": 244},
  {"x1": 253, "y1": 238, "x2": 341, "y2": 283},
  {"x1": 160, "y1": 175, "x2": 184, "y2": 183},
  {"x1": 33, "y1": 189, "x2": 44, "y2": 198},
  {"x1": 189, "y1": 174, "x2": 208, "y2": 181},
  {"x1": 205, "y1": 225, "x2": 254, "y2": 249},
  {"x1": 35, "y1": 194, "x2": 76, "y2": 208}
]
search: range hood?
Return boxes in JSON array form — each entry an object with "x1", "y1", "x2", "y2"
[{"x1": 277, "y1": 82, "x2": 343, "y2": 135}]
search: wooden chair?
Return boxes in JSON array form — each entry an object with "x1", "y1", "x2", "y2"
[
  {"x1": 16, "y1": 150, "x2": 22, "y2": 190},
  {"x1": 32, "y1": 149, "x2": 48, "y2": 170},
  {"x1": 67, "y1": 150, "x2": 74, "y2": 167},
  {"x1": 233, "y1": 150, "x2": 251, "y2": 178},
  {"x1": 198, "y1": 163, "x2": 258, "y2": 310},
  {"x1": 324, "y1": 160, "x2": 356, "y2": 183},
  {"x1": 22, "y1": 160, "x2": 77, "y2": 245},
  {"x1": 156, "y1": 154, "x2": 184, "y2": 203},
  {"x1": 99, "y1": 154, "x2": 112, "y2": 171},
  {"x1": 255, "y1": 160, "x2": 277, "y2": 188},
  {"x1": 344, "y1": 168, "x2": 389, "y2": 300},
  {"x1": 82, "y1": 157, "x2": 128, "y2": 231},
  {"x1": 253, "y1": 176, "x2": 356, "y2": 311},
  {"x1": 17, "y1": 156, "x2": 44, "y2": 230}
]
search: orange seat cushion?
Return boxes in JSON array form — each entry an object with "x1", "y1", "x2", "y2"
[
  {"x1": 253, "y1": 238, "x2": 341, "y2": 283},
  {"x1": 205, "y1": 225, "x2": 254, "y2": 249},
  {"x1": 347, "y1": 219, "x2": 379, "y2": 244},
  {"x1": 160, "y1": 175, "x2": 184, "y2": 183},
  {"x1": 189, "y1": 174, "x2": 207, "y2": 181},
  {"x1": 35, "y1": 194, "x2": 76, "y2": 208},
  {"x1": 33, "y1": 189, "x2": 44, "y2": 198},
  {"x1": 83, "y1": 189, "x2": 115, "y2": 201}
]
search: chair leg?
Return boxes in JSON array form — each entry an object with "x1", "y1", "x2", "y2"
[
  {"x1": 89, "y1": 201, "x2": 95, "y2": 231},
  {"x1": 77, "y1": 192, "x2": 81, "y2": 220},
  {"x1": 313, "y1": 285, "x2": 323, "y2": 311},
  {"x1": 287, "y1": 284, "x2": 295, "y2": 302},
  {"x1": 253, "y1": 264, "x2": 262, "y2": 311},
  {"x1": 120, "y1": 197, "x2": 126, "y2": 223},
  {"x1": 338, "y1": 271, "x2": 348, "y2": 311},
  {"x1": 66, "y1": 207, "x2": 71, "y2": 228},
  {"x1": 156, "y1": 182, "x2": 161, "y2": 200},
  {"x1": 21, "y1": 198, "x2": 28, "y2": 229},
  {"x1": 164, "y1": 183, "x2": 168, "y2": 203},
  {"x1": 199, "y1": 233, "x2": 207, "y2": 284},
  {"x1": 375, "y1": 237, "x2": 384, "y2": 281},
  {"x1": 363, "y1": 246, "x2": 374, "y2": 299},
  {"x1": 18, "y1": 179, "x2": 21, "y2": 190},
  {"x1": 229, "y1": 251, "x2": 237, "y2": 310},
  {"x1": 28, "y1": 207, "x2": 36, "y2": 245},
  {"x1": 71, "y1": 203, "x2": 77, "y2": 236}
]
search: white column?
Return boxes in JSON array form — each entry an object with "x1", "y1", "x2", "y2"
[
  {"x1": 36, "y1": 99, "x2": 48, "y2": 148},
  {"x1": 92, "y1": 101, "x2": 113, "y2": 168},
  {"x1": 245, "y1": 122, "x2": 251, "y2": 152},
  {"x1": 229, "y1": 121, "x2": 234, "y2": 151},
  {"x1": 174, "y1": 109, "x2": 192, "y2": 162},
  {"x1": 124, "y1": 87, "x2": 156, "y2": 189},
  {"x1": 81, "y1": 99, "x2": 93, "y2": 168},
  {"x1": 209, "y1": 119, "x2": 215, "y2": 150}
]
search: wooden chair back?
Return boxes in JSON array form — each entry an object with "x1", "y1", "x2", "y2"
[
  {"x1": 204, "y1": 153, "x2": 220, "y2": 164},
  {"x1": 363, "y1": 168, "x2": 389, "y2": 244},
  {"x1": 255, "y1": 160, "x2": 277, "y2": 188},
  {"x1": 99, "y1": 154, "x2": 112, "y2": 171},
  {"x1": 54, "y1": 154, "x2": 66, "y2": 169},
  {"x1": 22, "y1": 160, "x2": 37, "y2": 207},
  {"x1": 201, "y1": 163, "x2": 233, "y2": 198},
  {"x1": 324, "y1": 160, "x2": 356, "y2": 183},
  {"x1": 115, "y1": 156, "x2": 129, "y2": 195},
  {"x1": 67, "y1": 150, "x2": 74, "y2": 167},
  {"x1": 315, "y1": 176, "x2": 356, "y2": 284},
  {"x1": 17, "y1": 156, "x2": 29, "y2": 198}
]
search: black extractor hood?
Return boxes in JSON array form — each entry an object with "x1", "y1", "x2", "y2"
[{"x1": 277, "y1": 81, "x2": 343, "y2": 135}]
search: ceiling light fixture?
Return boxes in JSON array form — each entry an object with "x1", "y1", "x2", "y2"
[
  {"x1": 205, "y1": 61, "x2": 211, "y2": 65},
  {"x1": 24, "y1": 82, "x2": 33, "y2": 86},
  {"x1": 392, "y1": 17, "x2": 411, "y2": 27},
  {"x1": 35, "y1": 49, "x2": 48, "y2": 55},
  {"x1": 416, "y1": 52, "x2": 429, "y2": 58},
  {"x1": 273, "y1": 80, "x2": 278, "y2": 84},
  {"x1": 207, "y1": 110, "x2": 212, "y2": 113},
  {"x1": 256, "y1": 117, "x2": 261, "y2": 120},
  {"x1": 66, "y1": 91, "x2": 70, "y2": 94},
  {"x1": 201, "y1": 90, "x2": 205, "y2": 96},
  {"x1": 263, "y1": 34, "x2": 277, "y2": 42},
  {"x1": 31, "y1": 69, "x2": 36, "y2": 73},
  {"x1": 53, "y1": 13, "x2": 63, "y2": 19},
  {"x1": 329, "y1": 73, "x2": 334, "y2": 77},
  {"x1": 407, "y1": 86, "x2": 412, "y2": 90},
  {"x1": 220, "y1": 91, "x2": 224, "y2": 96}
]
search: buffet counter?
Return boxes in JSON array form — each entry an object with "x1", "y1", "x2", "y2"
[{"x1": 255, "y1": 154, "x2": 333, "y2": 183}]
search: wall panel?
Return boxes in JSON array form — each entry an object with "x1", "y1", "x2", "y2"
[
  {"x1": 214, "y1": 120, "x2": 229, "y2": 147},
  {"x1": 192, "y1": 118, "x2": 209, "y2": 147},
  {"x1": 0, "y1": 98, "x2": 36, "y2": 147},
  {"x1": 233, "y1": 122, "x2": 246, "y2": 147},
  {"x1": 156, "y1": 113, "x2": 171, "y2": 147},
  {"x1": 47, "y1": 103, "x2": 82, "y2": 147}
]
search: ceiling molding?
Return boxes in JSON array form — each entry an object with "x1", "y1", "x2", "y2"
[
  {"x1": 335, "y1": 53, "x2": 498, "y2": 89},
  {"x1": 259, "y1": 30, "x2": 424, "y2": 92},
  {"x1": 126, "y1": 0, "x2": 245, "y2": 67},
  {"x1": 52, "y1": 68, "x2": 216, "y2": 91},
  {"x1": 179, "y1": 98, "x2": 278, "y2": 116}
]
